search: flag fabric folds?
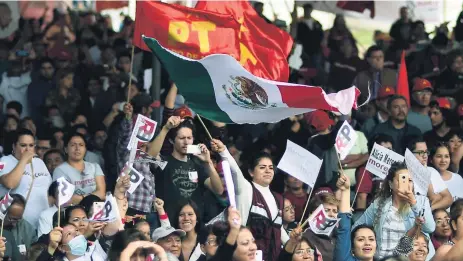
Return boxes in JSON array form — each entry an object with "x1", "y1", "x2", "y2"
[
  {"x1": 133, "y1": 1, "x2": 241, "y2": 59},
  {"x1": 397, "y1": 51, "x2": 410, "y2": 105},
  {"x1": 143, "y1": 36, "x2": 360, "y2": 124},
  {"x1": 195, "y1": 0, "x2": 294, "y2": 81}
]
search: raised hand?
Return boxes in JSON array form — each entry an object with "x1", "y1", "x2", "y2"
[
  {"x1": 211, "y1": 139, "x2": 226, "y2": 153},
  {"x1": 193, "y1": 144, "x2": 211, "y2": 163},
  {"x1": 336, "y1": 172, "x2": 350, "y2": 191},
  {"x1": 164, "y1": 116, "x2": 183, "y2": 130},
  {"x1": 123, "y1": 103, "x2": 133, "y2": 119}
]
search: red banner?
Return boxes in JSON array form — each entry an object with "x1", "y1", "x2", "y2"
[
  {"x1": 96, "y1": 1, "x2": 128, "y2": 12},
  {"x1": 195, "y1": 1, "x2": 293, "y2": 82},
  {"x1": 133, "y1": 1, "x2": 240, "y2": 60}
]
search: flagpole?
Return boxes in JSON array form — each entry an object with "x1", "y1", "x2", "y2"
[
  {"x1": 196, "y1": 115, "x2": 213, "y2": 140},
  {"x1": 298, "y1": 187, "x2": 314, "y2": 225},
  {"x1": 58, "y1": 205, "x2": 61, "y2": 227},
  {"x1": 0, "y1": 219, "x2": 4, "y2": 238},
  {"x1": 351, "y1": 169, "x2": 366, "y2": 209},
  {"x1": 126, "y1": 45, "x2": 136, "y2": 105}
]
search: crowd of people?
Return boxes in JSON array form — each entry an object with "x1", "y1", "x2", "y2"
[{"x1": 0, "y1": 1, "x2": 463, "y2": 261}]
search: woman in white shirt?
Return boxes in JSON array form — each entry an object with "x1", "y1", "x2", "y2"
[
  {"x1": 211, "y1": 139, "x2": 287, "y2": 261},
  {"x1": 0, "y1": 128, "x2": 52, "y2": 229},
  {"x1": 53, "y1": 132, "x2": 106, "y2": 204},
  {"x1": 430, "y1": 143, "x2": 463, "y2": 201}
]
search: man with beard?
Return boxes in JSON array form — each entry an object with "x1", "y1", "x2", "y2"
[
  {"x1": 369, "y1": 95, "x2": 422, "y2": 154},
  {"x1": 407, "y1": 78, "x2": 433, "y2": 133}
]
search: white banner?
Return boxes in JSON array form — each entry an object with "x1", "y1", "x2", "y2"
[
  {"x1": 308, "y1": 205, "x2": 340, "y2": 237},
  {"x1": 277, "y1": 140, "x2": 322, "y2": 188},
  {"x1": 335, "y1": 121, "x2": 358, "y2": 160},
  {"x1": 127, "y1": 115, "x2": 158, "y2": 150},
  {"x1": 405, "y1": 149, "x2": 431, "y2": 196},
  {"x1": 366, "y1": 143, "x2": 404, "y2": 179},
  {"x1": 57, "y1": 177, "x2": 75, "y2": 206}
]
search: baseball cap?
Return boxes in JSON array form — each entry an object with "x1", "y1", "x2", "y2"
[
  {"x1": 152, "y1": 226, "x2": 186, "y2": 242},
  {"x1": 433, "y1": 97, "x2": 451, "y2": 110},
  {"x1": 131, "y1": 93, "x2": 158, "y2": 109},
  {"x1": 412, "y1": 78, "x2": 433, "y2": 92},
  {"x1": 313, "y1": 187, "x2": 334, "y2": 197},
  {"x1": 377, "y1": 86, "x2": 396, "y2": 100},
  {"x1": 458, "y1": 104, "x2": 463, "y2": 117},
  {"x1": 174, "y1": 105, "x2": 193, "y2": 119},
  {"x1": 304, "y1": 110, "x2": 334, "y2": 132}
]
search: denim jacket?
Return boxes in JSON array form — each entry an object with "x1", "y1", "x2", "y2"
[
  {"x1": 334, "y1": 213, "x2": 359, "y2": 261},
  {"x1": 353, "y1": 195, "x2": 435, "y2": 260}
]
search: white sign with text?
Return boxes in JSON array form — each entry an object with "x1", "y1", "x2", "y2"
[
  {"x1": 366, "y1": 143, "x2": 404, "y2": 179},
  {"x1": 405, "y1": 149, "x2": 431, "y2": 196}
]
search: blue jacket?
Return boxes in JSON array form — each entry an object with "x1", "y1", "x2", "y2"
[
  {"x1": 353, "y1": 195, "x2": 435, "y2": 260},
  {"x1": 334, "y1": 213, "x2": 358, "y2": 261}
]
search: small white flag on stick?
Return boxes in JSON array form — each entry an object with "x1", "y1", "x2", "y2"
[
  {"x1": 57, "y1": 177, "x2": 75, "y2": 206},
  {"x1": 335, "y1": 121, "x2": 358, "y2": 160}
]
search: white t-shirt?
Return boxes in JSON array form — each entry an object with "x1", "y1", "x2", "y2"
[
  {"x1": 37, "y1": 205, "x2": 58, "y2": 238},
  {"x1": 444, "y1": 172, "x2": 463, "y2": 201},
  {"x1": 427, "y1": 167, "x2": 448, "y2": 194},
  {"x1": 0, "y1": 155, "x2": 52, "y2": 229},
  {"x1": 53, "y1": 161, "x2": 104, "y2": 196}
]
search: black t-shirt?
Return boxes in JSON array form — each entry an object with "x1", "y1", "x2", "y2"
[
  {"x1": 423, "y1": 129, "x2": 455, "y2": 150},
  {"x1": 155, "y1": 155, "x2": 208, "y2": 224}
]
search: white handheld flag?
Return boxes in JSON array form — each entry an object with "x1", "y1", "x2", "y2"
[
  {"x1": 277, "y1": 140, "x2": 322, "y2": 188},
  {"x1": 127, "y1": 115, "x2": 157, "y2": 150},
  {"x1": 221, "y1": 161, "x2": 236, "y2": 208},
  {"x1": 335, "y1": 121, "x2": 358, "y2": 160},
  {"x1": 57, "y1": 177, "x2": 75, "y2": 206},
  {"x1": 308, "y1": 205, "x2": 340, "y2": 237},
  {"x1": 89, "y1": 194, "x2": 118, "y2": 222},
  {"x1": 405, "y1": 149, "x2": 431, "y2": 196},
  {"x1": 0, "y1": 192, "x2": 13, "y2": 220},
  {"x1": 120, "y1": 164, "x2": 145, "y2": 194}
]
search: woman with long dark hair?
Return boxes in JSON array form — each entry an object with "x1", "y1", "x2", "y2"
[{"x1": 354, "y1": 162, "x2": 435, "y2": 259}]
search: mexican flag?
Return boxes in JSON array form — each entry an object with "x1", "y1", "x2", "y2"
[{"x1": 144, "y1": 36, "x2": 361, "y2": 124}]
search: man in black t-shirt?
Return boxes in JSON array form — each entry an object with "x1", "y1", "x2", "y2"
[{"x1": 148, "y1": 116, "x2": 224, "y2": 223}]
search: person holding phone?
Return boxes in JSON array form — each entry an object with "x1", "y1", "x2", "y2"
[{"x1": 353, "y1": 162, "x2": 435, "y2": 260}]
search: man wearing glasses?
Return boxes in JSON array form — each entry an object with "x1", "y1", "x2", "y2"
[{"x1": 407, "y1": 137, "x2": 453, "y2": 210}]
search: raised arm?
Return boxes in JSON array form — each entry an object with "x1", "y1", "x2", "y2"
[
  {"x1": 154, "y1": 198, "x2": 171, "y2": 227},
  {"x1": 196, "y1": 143, "x2": 224, "y2": 195},
  {"x1": 147, "y1": 116, "x2": 182, "y2": 157}
]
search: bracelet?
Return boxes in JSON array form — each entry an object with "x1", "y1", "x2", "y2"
[{"x1": 159, "y1": 213, "x2": 168, "y2": 220}]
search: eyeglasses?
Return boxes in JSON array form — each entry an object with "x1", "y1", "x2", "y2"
[
  {"x1": 436, "y1": 218, "x2": 450, "y2": 226},
  {"x1": 294, "y1": 248, "x2": 315, "y2": 256},
  {"x1": 413, "y1": 150, "x2": 430, "y2": 157},
  {"x1": 206, "y1": 238, "x2": 217, "y2": 246},
  {"x1": 284, "y1": 205, "x2": 295, "y2": 212}
]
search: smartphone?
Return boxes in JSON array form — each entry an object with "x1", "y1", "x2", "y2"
[
  {"x1": 398, "y1": 173, "x2": 410, "y2": 193},
  {"x1": 92, "y1": 202, "x2": 104, "y2": 217},
  {"x1": 187, "y1": 145, "x2": 201, "y2": 154},
  {"x1": 255, "y1": 250, "x2": 263, "y2": 261}
]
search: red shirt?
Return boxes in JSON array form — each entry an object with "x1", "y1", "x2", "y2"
[{"x1": 283, "y1": 191, "x2": 308, "y2": 221}]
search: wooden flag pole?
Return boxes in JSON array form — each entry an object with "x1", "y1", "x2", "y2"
[
  {"x1": 58, "y1": 205, "x2": 61, "y2": 228},
  {"x1": 0, "y1": 219, "x2": 4, "y2": 238},
  {"x1": 126, "y1": 45, "x2": 136, "y2": 105},
  {"x1": 298, "y1": 187, "x2": 314, "y2": 225},
  {"x1": 196, "y1": 115, "x2": 213, "y2": 140},
  {"x1": 351, "y1": 168, "x2": 367, "y2": 209}
]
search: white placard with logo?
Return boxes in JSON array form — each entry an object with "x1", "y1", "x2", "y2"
[
  {"x1": 335, "y1": 121, "x2": 358, "y2": 160},
  {"x1": 120, "y1": 164, "x2": 145, "y2": 194},
  {"x1": 57, "y1": 177, "x2": 75, "y2": 206},
  {"x1": 308, "y1": 205, "x2": 340, "y2": 237},
  {"x1": 127, "y1": 115, "x2": 157, "y2": 150}
]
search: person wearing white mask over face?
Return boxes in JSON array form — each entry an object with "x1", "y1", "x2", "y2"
[
  {"x1": 211, "y1": 139, "x2": 288, "y2": 261},
  {"x1": 0, "y1": 128, "x2": 51, "y2": 230}
]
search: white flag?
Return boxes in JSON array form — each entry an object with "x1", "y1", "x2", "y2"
[
  {"x1": 57, "y1": 177, "x2": 75, "y2": 206},
  {"x1": 335, "y1": 121, "x2": 358, "y2": 160}
]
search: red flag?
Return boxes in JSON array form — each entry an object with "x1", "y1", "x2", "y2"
[
  {"x1": 336, "y1": 1, "x2": 375, "y2": 18},
  {"x1": 397, "y1": 51, "x2": 410, "y2": 106},
  {"x1": 133, "y1": 1, "x2": 241, "y2": 60},
  {"x1": 96, "y1": 1, "x2": 128, "y2": 12},
  {"x1": 195, "y1": 1, "x2": 293, "y2": 82}
]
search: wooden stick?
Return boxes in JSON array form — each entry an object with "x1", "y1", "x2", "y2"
[
  {"x1": 351, "y1": 168, "x2": 366, "y2": 209},
  {"x1": 298, "y1": 187, "x2": 314, "y2": 225},
  {"x1": 196, "y1": 115, "x2": 213, "y2": 140},
  {"x1": 336, "y1": 153, "x2": 344, "y2": 176},
  {"x1": 0, "y1": 219, "x2": 4, "y2": 238},
  {"x1": 126, "y1": 45, "x2": 136, "y2": 104},
  {"x1": 58, "y1": 205, "x2": 61, "y2": 227}
]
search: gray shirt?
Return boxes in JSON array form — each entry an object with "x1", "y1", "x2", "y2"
[
  {"x1": 407, "y1": 111, "x2": 432, "y2": 133},
  {"x1": 53, "y1": 161, "x2": 104, "y2": 196}
]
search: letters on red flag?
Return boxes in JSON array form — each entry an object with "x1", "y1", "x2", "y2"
[
  {"x1": 133, "y1": 1, "x2": 240, "y2": 60},
  {"x1": 195, "y1": 1, "x2": 293, "y2": 82}
]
